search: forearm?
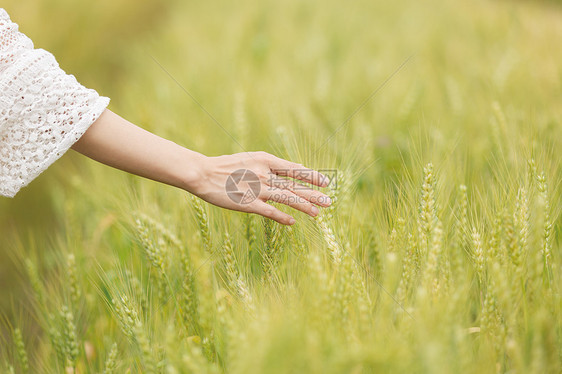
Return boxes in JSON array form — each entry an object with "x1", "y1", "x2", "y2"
[
  {"x1": 71, "y1": 109, "x2": 204, "y2": 191},
  {"x1": 72, "y1": 108, "x2": 331, "y2": 225}
]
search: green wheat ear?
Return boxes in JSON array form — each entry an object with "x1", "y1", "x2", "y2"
[
  {"x1": 113, "y1": 295, "x2": 140, "y2": 340},
  {"x1": 396, "y1": 233, "x2": 419, "y2": 306},
  {"x1": 66, "y1": 254, "x2": 81, "y2": 307},
  {"x1": 59, "y1": 305, "x2": 79, "y2": 368},
  {"x1": 423, "y1": 219, "x2": 444, "y2": 299},
  {"x1": 12, "y1": 328, "x2": 29, "y2": 374},
  {"x1": 112, "y1": 295, "x2": 159, "y2": 372},
  {"x1": 471, "y1": 228, "x2": 486, "y2": 286},
  {"x1": 221, "y1": 232, "x2": 254, "y2": 312},
  {"x1": 315, "y1": 211, "x2": 343, "y2": 266},
  {"x1": 135, "y1": 217, "x2": 169, "y2": 304},
  {"x1": 103, "y1": 343, "x2": 119, "y2": 374},
  {"x1": 418, "y1": 163, "x2": 437, "y2": 255},
  {"x1": 262, "y1": 216, "x2": 286, "y2": 277},
  {"x1": 24, "y1": 259, "x2": 46, "y2": 307},
  {"x1": 536, "y1": 172, "x2": 552, "y2": 276},
  {"x1": 243, "y1": 214, "x2": 257, "y2": 251},
  {"x1": 189, "y1": 195, "x2": 213, "y2": 253}
]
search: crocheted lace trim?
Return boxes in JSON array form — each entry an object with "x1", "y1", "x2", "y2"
[{"x1": 0, "y1": 8, "x2": 110, "y2": 197}]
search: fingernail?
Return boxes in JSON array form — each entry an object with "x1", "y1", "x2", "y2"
[
  {"x1": 311, "y1": 206, "x2": 319, "y2": 216},
  {"x1": 288, "y1": 218, "x2": 296, "y2": 225},
  {"x1": 325, "y1": 196, "x2": 332, "y2": 206}
]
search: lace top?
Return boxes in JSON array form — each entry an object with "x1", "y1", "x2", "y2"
[{"x1": 0, "y1": 8, "x2": 110, "y2": 197}]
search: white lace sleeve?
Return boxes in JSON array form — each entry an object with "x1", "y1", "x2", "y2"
[{"x1": 0, "y1": 8, "x2": 110, "y2": 197}]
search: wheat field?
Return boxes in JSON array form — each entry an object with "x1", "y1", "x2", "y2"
[{"x1": 1, "y1": 0, "x2": 561, "y2": 373}]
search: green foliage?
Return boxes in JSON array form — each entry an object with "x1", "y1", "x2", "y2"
[{"x1": 1, "y1": 0, "x2": 562, "y2": 372}]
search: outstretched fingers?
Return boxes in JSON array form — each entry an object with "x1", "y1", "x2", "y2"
[
  {"x1": 266, "y1": 155, "x2": 330, "y2": 188},
  {"x1": 249, "y1": 200, "x2": 295, "y2": 225},
  {"x1": 267, "y1": 177, "x2": 331, "y2": 207},
  {"x1": 242, "y1": 152, "x2": 333, "y2": 224},
  {"x1": 265, "y1": 187, "x2": 319, "y2": 217}
]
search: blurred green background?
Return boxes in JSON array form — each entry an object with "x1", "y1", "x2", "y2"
[{"x1": 1, "y1": 0, "x2": 561, "y2": 358}]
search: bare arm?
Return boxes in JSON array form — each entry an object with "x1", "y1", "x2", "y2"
[{"x1": 72, "y1": 109, "x2": 331, "y2": 225}]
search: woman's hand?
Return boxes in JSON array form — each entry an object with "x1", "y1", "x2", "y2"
[
  {"x1": 73, "y1": 110, "x2": 331, "y2": 225},
  {"x1": 186, "y1": 152, "x2": 332, "y2": 225}
]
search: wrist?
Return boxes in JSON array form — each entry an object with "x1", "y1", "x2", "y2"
[{"x1": 175, "y1": 146, "x2": 208, "y2": 194}]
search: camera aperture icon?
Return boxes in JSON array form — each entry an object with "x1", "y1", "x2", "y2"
[{"x1": 225, "y1": 169, "x2": 261, "y2": 204}]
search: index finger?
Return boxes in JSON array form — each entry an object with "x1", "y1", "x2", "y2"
[{"x1": 268, "y1": 156, "x2": 330, "y2": 188}]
